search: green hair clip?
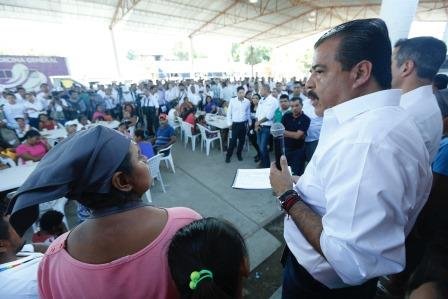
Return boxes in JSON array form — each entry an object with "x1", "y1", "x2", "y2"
[{"x1": 189, "y1": 269, "x2": 213, "y2": 290}]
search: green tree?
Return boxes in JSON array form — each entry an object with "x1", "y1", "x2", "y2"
[
  {"x1": 127, "y1": 50, "x2": 137, "y2": 61},
  {"x1": 172, "y1": 42, "x2": 190, "y2": 61},
  {"x1": 296, "y1": 47, "x2": 313, "y2": 74},
  {"x1": 244, "y1": 45, "x2": 271, "y2": 76},
  {"x1": 231, "y1": 43, "x2": 241, "y2": 62}
]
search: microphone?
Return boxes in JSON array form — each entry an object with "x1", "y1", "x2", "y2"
[{"x1": 270, "y1": 122, "x2": 285, "y2": 170}]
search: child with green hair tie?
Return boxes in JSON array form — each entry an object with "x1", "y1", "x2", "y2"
[{"x1": 168, "y1": 218, "x2": 249, "y2": 299}]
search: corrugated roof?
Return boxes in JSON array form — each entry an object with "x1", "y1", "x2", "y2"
[{"x1": 0, "y1": 0, "x2": 446, "y2": 47}]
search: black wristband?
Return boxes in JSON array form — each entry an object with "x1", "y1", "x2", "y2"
[
  {"x1": 278, "y1": 190, "x2": 300, "y2": 213},
  {"x1": 278, "y1": 189, "x2": 297, "y2": 203}
]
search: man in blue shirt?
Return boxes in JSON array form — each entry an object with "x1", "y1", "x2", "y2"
[
  {"x1": 153, "y1": 113, "x2": 176, "y2": 152},
  {"x1": 281, "y1": 97, "x2": 310, "y2": 175}
]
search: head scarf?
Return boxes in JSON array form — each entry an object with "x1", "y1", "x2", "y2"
[{"x1": 8, "y1": 125, "x2": 131, "y2": 236}]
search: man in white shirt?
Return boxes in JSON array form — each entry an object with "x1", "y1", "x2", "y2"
[
  {"x1": 165, "y1": 82, "x2": 179, "y2": 106},
  {"x1": 14, "y1": 87, "x2": 26, "y2": 103},
  {"x1": 270, "y1": 18, "x2": 431, "y2": 298},
  {"x1": 391, "y1": 37, "x2": 446, "y2": 163},
  {"x1": 177, "y1": 84, "x2": 189, "y2": 106},
  {"x1": 0, "y1": 216, "x2": 44, "y2": 299},
  {"x1": 3, "y1": 93, "x2": 25, "y2": 129},
  {"x1": 255, "y1": 84, "x2": 278, "y2": 168},
  {"x1": 188, "y1": 85, "x2": 201, "y2": 107},
  {"x1": 24, "y1": 92, "x2": 45, "y2": 129},
  {"x1": 103, "y1": 87, "x2": 120, "y2": 118},
  {"x1": 221, "y1": 81, "x2": 234, "y2": 102},
  {"x1": 141, "y1": 86, "x2": 159, "y2": 136},
  {"x1": 225, "y1": 86, "x2": 251, "y2": 163},
  {"x1": 302, "y1": 90, "x2": 323, "y2": 162},
  {"x1": 36, "y1": 83, "x2": 51, "y2": 110}
]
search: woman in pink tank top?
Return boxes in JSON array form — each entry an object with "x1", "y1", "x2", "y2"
[{"x1": 8, "y1": 126, "x2": 201, "y2": 299}]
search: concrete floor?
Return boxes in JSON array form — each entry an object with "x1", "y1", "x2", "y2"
[{"x1": 149, "y1": 140, "x2": 282, "y2": 274}]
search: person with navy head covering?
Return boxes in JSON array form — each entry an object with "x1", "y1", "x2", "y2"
[{"x1": 7, "y1": 126, "x2": 201, "y2": 299}]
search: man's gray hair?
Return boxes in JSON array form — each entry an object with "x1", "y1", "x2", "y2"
[{"x1": 395, "y1": 37, "x2": 447, "y2": 81}]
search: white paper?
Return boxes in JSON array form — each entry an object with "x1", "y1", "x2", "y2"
[{"x1": 232, "y1": 168, "x2": 272, "y2": 189}]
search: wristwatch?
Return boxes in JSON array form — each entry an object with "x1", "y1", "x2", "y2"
[{"x1": 278, "y1": 189, "x2": 300, "y2": 213}]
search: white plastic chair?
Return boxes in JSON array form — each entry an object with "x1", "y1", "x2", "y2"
[
  {"x1": 147, "y1": 154, "x2": 166, "y2": 192},
  {"x1": 158, "y1": 144, "x2": 175, "y2": 173},
  {"x1": 197, "y1": 124, "x2": 223, "y2": 156},
  {"x1": 176, "y1": 116, "x2": 185, "y2": 141},
  {"x1": 169, "y1": 116, "x2": 181, "y2": 134},
  {"x1": 1, "y1": 157, "x2": 17, "y2": 167},
  {"x1": 181, "y1": 121, "x2": 200, "y2": 151}
]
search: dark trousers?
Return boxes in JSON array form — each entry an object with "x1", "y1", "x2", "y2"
[
  {"x1": 285, "y1": 147, "x2": 306, "y2": 175},
  {"x1": 257, "y1": 126, "x2": 271, "y2": 167},
  {"x1": 248, "y1": 129, "x2": 260, "y2": 157},
  {"x1": 304, "y1": 140, "x2": 319, "y2": 163},
  {"x1": 142, "y1": 106, "x2": 157, "y2": 136},
  {"x1": 282, "y1": 249, "x2": 378, "y2": 299},
  {"x1": 226, "y1": 122, "x2": 247, "y2": 159}
]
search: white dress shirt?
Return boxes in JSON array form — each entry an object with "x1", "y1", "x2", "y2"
[
  {"x1": 0, "y1": 252, "x2": 43, "y2": 299},
  {"x1": 103, "y1": 95, "x2": 118, "y2": 110},
  {"x1": 400, "y1": 85, "x2": 443, "y2": 163},
  {"x1": 36, "y1": 92, "x2": 50, "y2": 109},
  {"x1": 3, "y1": 102, "x2": 25, "y2": 128},
  {"x1": 302, "y1": 97, "x2": 323, "y2": 142},
  {"x1": 24, "y1": 100, "x2": 44, "y2": 118},
  {"x1": 177, "y1": 90, "x2": 188, "y2": 106},
  {"x1": 165, "y1": 88, "x2": 179, "y2": 102},
  {"x1": 227, "y1": 97, "x2": 251, "y2": 126},
  {"x1": 284, "y1": 89, "x2": 432, "y2": 288},
  {"x1": 188, "y1": 91, "x2": 201, "y2": 106},
  {"x1": 255, "y1": 94, "x2": 278, "y2": 126},
  {"x1": 141, "y1": 94, "x2": 159, "y2": 108},
  {"x1": 222, "y1": 86, "x2": 234, "y2": 101}
]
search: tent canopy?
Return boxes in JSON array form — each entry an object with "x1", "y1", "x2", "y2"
[{"x1": 0, "y1": 0, "x2": 446, "y2": 47}]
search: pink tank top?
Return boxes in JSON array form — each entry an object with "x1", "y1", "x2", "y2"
[{"x1": 38, "y1": 207, "x2": 201, "y2": 299}]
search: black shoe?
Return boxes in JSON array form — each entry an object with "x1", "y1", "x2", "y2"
[
  {"x1": 254, "y1": 155, "x2": 260, "y2": 162},
  {"x1": 237, "y1": 155, "x2": 243, "y2": 161},
  {"x1": 225, "y1": 157, "x2": 231, "y2": 163}
]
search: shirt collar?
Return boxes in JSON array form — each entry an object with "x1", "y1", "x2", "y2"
[
  {"x1": 325, "y1": 89, "x2": 401, "y2": 124},
  {"x1": 400, "y1": 85, "x2": 434, "y2": 109}
]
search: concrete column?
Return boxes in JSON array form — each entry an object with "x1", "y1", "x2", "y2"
[
  {"x1": 380, "y1": 0, "x2": 419, "y2": 45},
  {"x1": 109, "y1": 28, "x2": 121, "y2": 79},
  {"x1": 443, "y1": 22, "x2": 448, "y2": 45},
  {"x1": 189, "y1": 37, "x2": 195, "y2": 79}
]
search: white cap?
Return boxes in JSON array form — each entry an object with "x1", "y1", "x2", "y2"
[{"x1": 65, "y1": 120, "x2": 78, "y2": 127}]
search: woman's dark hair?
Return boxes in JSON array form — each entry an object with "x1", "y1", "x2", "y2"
[
  {"x1": 168, "y1": 218, "x2": 247, "y2": 299},
  {"x1": 251, "y1": 94, "x2": 261, "y2": 100},
  {"x1": 205, "y1": 95, "x2": 212, "y2": 102},
  {"x1": 77, "y1": 150, "x2": 138, "y2": 211},
  {"x1": 24, "y1": 130, "x2": 41, "y2": 140},
  {"x1": 315, "y1": 18, "x2": 392, "y2": 89}
]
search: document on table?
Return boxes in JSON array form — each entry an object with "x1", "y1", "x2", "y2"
[{"x1": 231, "y1": 168, "x2": 270, "y2": 189}]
